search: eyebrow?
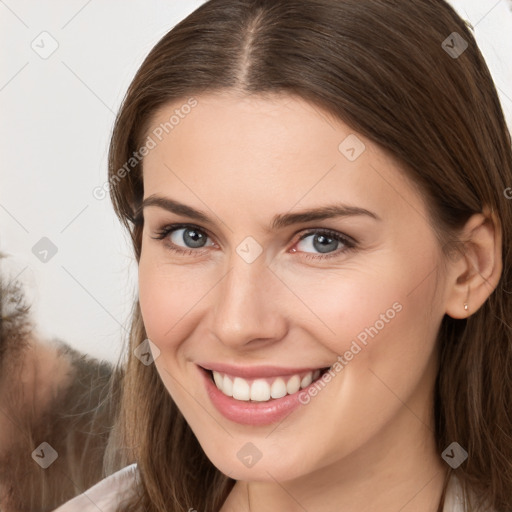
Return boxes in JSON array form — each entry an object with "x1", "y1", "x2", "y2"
[{"x1": 140, "y1": 194, "x2": 380, "y2": 230}]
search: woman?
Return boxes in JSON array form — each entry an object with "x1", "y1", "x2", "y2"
[{"x1": 53, "y1": 0, "x2": 512, "y2": 510}]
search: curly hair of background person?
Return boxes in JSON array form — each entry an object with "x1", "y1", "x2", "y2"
[{"x1": 0, "y1": 253, "x2": 122, "y2": 512}]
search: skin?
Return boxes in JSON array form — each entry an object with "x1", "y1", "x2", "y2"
[{"x1": 137, "y1": 91, "x2": 501, "y2": 512}]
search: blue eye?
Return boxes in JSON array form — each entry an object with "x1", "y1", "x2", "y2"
[
  {"x1": 152, "y1": 224, "x2": 214, "y2": 256},
  {"x1": 151, "y1": 224, "x2": 357, "y2": 260},
  {"x1": 294, "y1": 229, "x2": 356, "y2": 260}
]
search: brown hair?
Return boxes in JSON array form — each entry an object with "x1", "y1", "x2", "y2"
[
  {"x1": 0, "y1": 254, "x2": 119, "y2": 511},
  {"x1": 105, "y1": 1, "x2": 512, "y2": 510}
]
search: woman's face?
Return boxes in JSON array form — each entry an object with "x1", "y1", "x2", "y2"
[{"x1": 138, "y1": 92, "x2": 449, "y2": 482}]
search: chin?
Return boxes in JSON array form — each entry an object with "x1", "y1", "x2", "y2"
[{"x1": 199, "y1": 438, "x2": 315, "y2": 482}]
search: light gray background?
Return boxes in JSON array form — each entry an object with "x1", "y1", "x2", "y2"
[{"x1": 1, "y1": 0, "x2": 511, "y2": 364}]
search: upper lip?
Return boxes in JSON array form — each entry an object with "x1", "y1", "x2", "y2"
[{"x1": 198, "y1": 362, "x2": 329, "y2": 379}]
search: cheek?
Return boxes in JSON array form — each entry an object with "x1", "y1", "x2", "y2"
[
  {"x1": 288, "y1": 262, "x2": 409, "y2": 356},
  {"x1": 137, "y1": 258, "x2": 186, "y2": 345},
  {"x1": 137, "y1": 255, "x2": 216, "y2": 356},
  {"x1": 296, "y1": 248, "x2": 441, "y2": 377},
  {"x1": 323, "y1": 252, "x2": 442, "y2": 416},
  {"x1": 138, "y1": 262, "x2": 165, "y2": 340}
]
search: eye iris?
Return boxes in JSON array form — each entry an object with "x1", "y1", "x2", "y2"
[
  {"x1": 183, "y1": 229, "x2": 206, "y2": 248},
  {"x1": 313, "y1": 234, "x2": 338, "y2": 254}
]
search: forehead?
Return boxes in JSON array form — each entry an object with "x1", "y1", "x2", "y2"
[{"x1": 141, "y1": 92, "x2": 428, "y2": 229}]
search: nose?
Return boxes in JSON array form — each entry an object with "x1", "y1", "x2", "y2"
[{"x1": 209, "y1": 252, "x2": 288, "y2": 349}]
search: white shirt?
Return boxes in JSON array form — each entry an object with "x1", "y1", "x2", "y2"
[
  {"x1": 51, "y1": 464, "x2": 480, "y2": 512},
  {"x1": 51, "y1": 463, "x2": 139, "y2": 512}
]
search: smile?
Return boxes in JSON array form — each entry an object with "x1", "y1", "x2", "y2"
[
  {"x1": 211, "y1": 368, "x2": 327, "y2": 402},
  {"x1": 197, "y1": 362, "x2": 333, "y2": 425}
]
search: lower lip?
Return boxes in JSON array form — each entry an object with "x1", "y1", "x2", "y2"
[{"x1": 199, "y1": 366, "x2": 320, "y2": 426}]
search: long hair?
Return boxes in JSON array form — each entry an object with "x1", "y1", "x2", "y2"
[{"x1": 104, "y1": 1, "x2": 512, "y2": 510}]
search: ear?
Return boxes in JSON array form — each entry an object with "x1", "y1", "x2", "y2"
[{"x1": 444, "y1": 206, "x2": 502, "y2": 319}]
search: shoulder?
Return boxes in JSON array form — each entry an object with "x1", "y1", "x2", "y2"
[
  {"x1": 51, "y1": 463, "x2": 140, "y2": 512},
  {"x1": 444, "y1": 474, "x2": 497, "y2": 512},
  {"x1": 444, "y1": 474, "x2": 465, "y2": 512}
]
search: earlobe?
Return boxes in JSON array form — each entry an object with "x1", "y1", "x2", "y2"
[{"x1": 444, "y1": 206, "x2": 502, "y2": 319}]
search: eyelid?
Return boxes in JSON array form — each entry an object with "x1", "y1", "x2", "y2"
[{"x1": 297, "y1": 227, "x2": 356, "y2": 245}]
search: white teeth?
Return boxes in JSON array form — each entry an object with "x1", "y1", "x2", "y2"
[
  {"x1": 300, "y1": 372, "x2": 313, "y2": 389},
  {"x1": 250, "y1": 379, "x2": 271, "y2": 401},
  {"x1": 232, "y1": 377, "x2": 250, "y2": 400},
  {"x1": 213, "y1": 371, "x2": 224, "y2": 389},
  {"x1": 270, "y1": 378, "x2": 287, "y2": 399},
  {"x1": 223, "y1": 374, "x2": 233, "y2": 397},
  {"x1": 211, "y1": 368, "x2": 326, "y2": 402},
  {"x1": 286, "y1": 375, "x2": 301, "y2": 395}
]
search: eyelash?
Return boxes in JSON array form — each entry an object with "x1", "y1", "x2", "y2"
[{"x1": 151, "y1": 223, "x2": 357, "y2": 261}]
